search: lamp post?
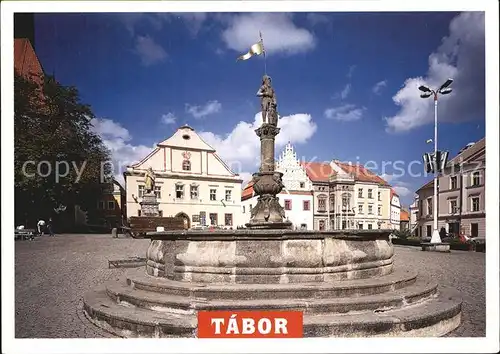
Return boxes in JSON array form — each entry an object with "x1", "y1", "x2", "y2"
[{"x1": 418, "y1": 78, "x2": 453, "y2": 244}]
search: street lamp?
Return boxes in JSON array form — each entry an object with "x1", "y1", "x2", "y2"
[{"x1": 418, "y1": 78, "x2": 453, "y2": 244}]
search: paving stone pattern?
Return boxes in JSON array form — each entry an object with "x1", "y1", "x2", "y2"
[{"x1": 14, "y1": 235, "x2": 485, "y2": 338}]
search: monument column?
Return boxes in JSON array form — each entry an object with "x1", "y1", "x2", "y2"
[{"x1": 246, "y1": 75, "x2": 292, "y2": 229}]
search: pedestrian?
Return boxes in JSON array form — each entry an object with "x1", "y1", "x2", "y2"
[
  {"x1": 47, "y1": 217, "x2": 54, "y2": 236},
  {"x1": 439, "y1": 227, "x2": 447, "y2": 240},
  {"x1": 37, "y1": 219, "x2": 46, "y2": 236}
]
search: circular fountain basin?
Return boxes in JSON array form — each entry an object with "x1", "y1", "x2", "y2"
[{"x1": 145, "y1": 229, "x2": 394, "y2": 284}]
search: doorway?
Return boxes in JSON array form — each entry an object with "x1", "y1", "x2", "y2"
[{"x1": 175, "y1": 212, "x2": 190, "y2": 229}]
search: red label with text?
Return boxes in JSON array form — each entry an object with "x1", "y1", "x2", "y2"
[{"x1": 197, "y1": 311, "x2": 303, "y2": 338}]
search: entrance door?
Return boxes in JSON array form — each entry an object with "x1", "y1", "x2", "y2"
[
  {"x1": 426, "y1": 225, "x2": 432, "y2": 237},
  {"x1": 342, "y1": 220, "x2": 347, "y2": 230},
  {"x1": 471, "y1": 223, "x2": 479, "y2": 238}
]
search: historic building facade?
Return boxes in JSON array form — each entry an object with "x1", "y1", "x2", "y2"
[
  {"x1": 302, "y1": 160, "x2": 393, "y2": 230},
  {"x1": 241, "y1": 143, "x2": 393, "y2": 231},
  {"x1": 124, "y1": 125, "x2": 244, "y2": 228},
  {"x1": 390, "y1": 189, "x2": 401, "y2": 230},
  {"x1": 415, "y1": 138, "x2": 485, "y2": 239},
  {"x1": 97, "y1": 179, "x2": 126, "y2": 227}
]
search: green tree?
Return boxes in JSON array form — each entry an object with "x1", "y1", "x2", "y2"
[{"x1": 14, "y1": 72, "x2": 112, "y2": 228}]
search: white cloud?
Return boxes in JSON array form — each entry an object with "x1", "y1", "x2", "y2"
[
  {"x1": 340, "y1": 84, "x2": 351, "y2": 100},
  {"x1": 185, "y1": 100, "x2": 222, "y2": 119},
  {"x1": 324, "y1": 104, "x2": 365, "y2": 122},
  {"x1": 394, "y1": 185, "x2": 412, "y2": 197},
  {"x1": 198, "y1": 112, "x2": 317, "y2": 177},
  {"x1": 161, "y1": 113, "x2": 177, "y2": 125},
  {"x1": 135, "y1": 35, "x2": 167, "y2": 66},
  {"x1": 90, "y1": 118, "x2": 153, "y2": 185},
  {"x1": 385, "y1": 12, "x2": 485, "y2": 133},
  {"x1": 372, "y1": 80, "x2": 387, "y2": 95},
  {"x1": 91, "y1": 111, "x2": 317, "y2": 188},
  {"x1": 221, "y1": 13, "x2": 316, "y2": 55},
  {"x1": 347, "y1": 65, "x2": 356, "y2": 78}
]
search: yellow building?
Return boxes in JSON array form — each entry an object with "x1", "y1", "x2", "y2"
[{"x1": 124, "y1": 125, "x2": 244, "y2": 228}]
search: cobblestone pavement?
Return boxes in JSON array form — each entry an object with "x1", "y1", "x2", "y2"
[{"x1": 14, "y1": 235, "x2": 485, "y2": 338}]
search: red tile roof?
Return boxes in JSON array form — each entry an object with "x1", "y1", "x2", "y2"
[
  {"x1": 242, "y1": 160, "x2": 390, "y2": 201},
  {"x1": 400, "y1": 209, "x2": 409, "y2": 221},
  {"x1": 390, "y1": 188, "x2": 399, "y2": 199},
  {"x1": 299, "y1": 161, "x2": 336, "y2": 182}
]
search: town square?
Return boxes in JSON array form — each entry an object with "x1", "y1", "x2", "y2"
[{"x1": 3, "y1": 2, "x2": 499, "y2": 353}]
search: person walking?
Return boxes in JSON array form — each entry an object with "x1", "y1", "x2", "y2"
[{"x1": 47, "y1": 217, "x2": 54, "y2": 236}]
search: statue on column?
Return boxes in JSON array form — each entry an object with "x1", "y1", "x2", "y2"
[
  {"x1": 144, "y1": 167, "x2": 156, "y2": 194},
  {"x1": 256, "y1": 75, "x2": 277, "y2": 125}
]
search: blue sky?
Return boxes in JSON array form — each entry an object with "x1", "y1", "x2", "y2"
[{"x1": 33, "y1": 12, "x2": 485, "y2": 207}]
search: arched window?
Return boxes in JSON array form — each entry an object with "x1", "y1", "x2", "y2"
[{"x1": 182, "y1": 160, "x2": 191, "y2": 171}]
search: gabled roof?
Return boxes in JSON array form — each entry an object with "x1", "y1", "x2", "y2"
[
  {"x1": 400, "y1": 209, "x2": 409, "y2": 221},
  {"x1": 157, "y1": 124, "x2": 216, "y2": 152},
  {"x1": 299, "y1": 161, "x2": 390, "y2": 185}
]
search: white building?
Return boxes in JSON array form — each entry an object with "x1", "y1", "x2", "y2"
[
  {"x1": 241, "y1": 142, "x2": 314, "y2": 230},
  {"x1": 409, "y1": 195, "x2": 419, "y2": 235},
  {"x1": 124, "y1": 125, "x2": 244, "y2": 228},
  {"x1": 390, "y1": 189, "x2": 401, "y2": 230}
]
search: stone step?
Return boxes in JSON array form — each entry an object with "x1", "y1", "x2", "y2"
[
  {"x1": 106, "y1": 277, "x2": 438, "y2": 315},
  {"x1": 83, "y1": 286, "x2": 196, "y2": 338},
  {"x1": 302, "y1": 286, "x2": 462, "y2": 337},
  {"x1": 126, "y1": 268, "x2": 417, "y2": 300},
  {"x1": 83, "y1": 285, "x2": 461, "y2": 338}
]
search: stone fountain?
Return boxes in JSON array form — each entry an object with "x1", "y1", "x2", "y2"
[{"x1": 83, "y1": 75, "x2": 462, "y2": 338}]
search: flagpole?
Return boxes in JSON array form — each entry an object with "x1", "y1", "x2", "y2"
[{"x1": 260, "y1": 31, "x2": 267, "y2": 75}]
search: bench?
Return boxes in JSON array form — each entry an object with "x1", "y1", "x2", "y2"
[{"x1": 126, "y1": 216, "x2": 185, "y2": 238}]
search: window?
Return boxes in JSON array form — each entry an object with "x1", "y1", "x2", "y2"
[
  {"x1": 303, "y1": 200, "x2": 310, "y2": 211},
  {"x1": 368, "y1": 189, "x2": 373, "y2": 199},
  {"x1": 190, "y1": 185, "x2": 198, "y2": 199},
  {"x1": 450, "y1": 200, "x2": 458, "y2": 214},
  {"x1": 426, "y1": 225, "x2": 432, "y2": 237},
  {"x1": 154, "y1": 186, "x2": 161, "y2": 199},
  {"x1": 224, "y1": 213, "x2": 233, "y2": 226},
  {"x1": 300, "y1": 224, "x2": 307, "y2": 230},
  {"x1": 472, "y1": 171, "x2": 480, "y2": 186},
  {"x1": 182, "y1": 160, "x2": 191, "y2": 171},
  {"x1": 200, "y1": 211, "x2": 206, "y2": 226},
  {"x1": 300, "y1": 182, "x2": 305, "y2": 188},
  {"x1": 159, "y1": 210, "x2": 163, "y2": 217},
  {"x1": 368, "y1": 205, "x2": 373, "y2": 214},
  {"x1": 358, "y1": 223, "x2": 363, "y2": 229},
  {"x1": 98, "y1": 201, "x2": 105, "y2": 210},
  {"x1": 358, "y1": 204, "x2": 363, "y2": 214},
  {"x1": 342, "y1": 194, "x2": 350, "y2": 210},
  {"x1": 318, "y1": 197, "x2": 326, "y2": 211},
  {"x1": 210, "y1": 189, "x2": 217, "y2": 201},
  {"x1": 427, "y1": 198, "x2": 433, "y2": 215},
  {"x1": 242, "y1": 206, "x2": 246, "y2": 213},
  {"x1": 450, "y1": 176, "x2": 458, "y2": 189},
  {"x1": 285, "y1": 199, "x2": 292, "y2": 210},
  {"x1": 471, "y1": 223, "x2": 479, "y2": 238},
  {"x1": 471, "y1": 197, "x2": 480, "y2": 212},
  {"x1": 138, "y1": 210, "x2": 142, "y2": 216},
  {"x1": 176, "y1": 184, "x2": 184, "y2": 199},
  {"x1": 138, "y1": 185, "x2": 145, "y2": 198},
  {"x1": 225, "y1": 190, "x2": 232, "y2": 202},
  {"x1": 209, "y1": 213, "x2": 218, "y2": 226},
  {"x1": 368, "y1": 224, "x2": 373, "y2": 230},
  {"x1": 358, "y1": 188, "x2": 363, "y2": 198},
  {"x1": 378, "y1": 206, "x2": 382, "y2": 216},
  {"x1": 378, "y1": 191, "x2": 381, "y2": 201},
  {"x1": 319, "y1": 220, "x2": 325, "y2": 231},
  {"x1": 107, "y1": 201, "x2": 115, "y2": 210}
]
